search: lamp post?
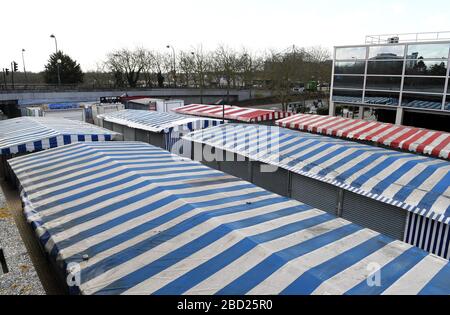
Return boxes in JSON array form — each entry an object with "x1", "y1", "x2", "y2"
[
  {"x1": 166, "y1": 45, "x2": 176, "y2": 88},
  {"x1": 50, "y1": 34, "x2": 61, "y2": 86},
  {"x1": 21, "y1": 49, "x2": 28, "y2": 86}
]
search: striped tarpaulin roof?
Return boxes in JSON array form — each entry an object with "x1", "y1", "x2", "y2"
[
  {"x1": 8, "y1": 141, "x2": 450, "y2": 295},
  {"x1": 0, "y1": 117, "x2": 119, "y2": 155},
  {"x1": 173, "y1": 104, "x2": 293, "y2": 122},
  {"x1": 276, "y1": 114, "x2": 450, "y2": 160},
  {"x1": 98, "y1": 109, "x2": 225, "y2": 133},
  {"x1": 184, "y1": 124, "x2": 450, "y2": 224}
]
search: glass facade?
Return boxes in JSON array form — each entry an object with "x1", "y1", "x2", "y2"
[
  {"x1": 369, "y1": 45, "x2": 405, "y2": 59},
  {"x1": 333, "y1": 75, "x2": 364, "y2": 89},
  {"x1": 364, "y1": 91, "x2": 400, "y2": 106},
  {"x1": 407, "y1": 43, "x2": 450, "y2": 59},
  {"x1": 367, "y1": 60, "x2": 404, "y2": 75},
  {"x1": 332, "y1": 41, "x2": 450, "y2": 112},
  {"x1": 405, "y1": 60, "x2": 447, "y2": 76},
  {"x1": 335, "y1": 47, "x2": 367, "y2": 60},
  {"x1": 332, "y1": 89, "x2": 363, "y2": 103},
  {"x1": 403, "y1": 77, "x2": 446, "y2": 93},
  {"x1": 366, "y1": 76, "x2": 402, "y2": 91},
  {"x1": 401, "y1": 93, "x2": 444, "y2": 110},
  {"x1": 334, "y1": 61, "x2": 366, "y2": 74}
]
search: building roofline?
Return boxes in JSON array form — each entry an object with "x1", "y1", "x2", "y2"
[{"x1": 334, "y1": 39, "x2": 450, "y2": 49}]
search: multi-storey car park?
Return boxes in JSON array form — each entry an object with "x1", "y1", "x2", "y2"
[{"x1": 329, "y1": 32, "x2": 450, "y2": 126}]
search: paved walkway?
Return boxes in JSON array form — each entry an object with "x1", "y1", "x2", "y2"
[
  {"x1": 0, "y1": 180, "x2": 65, "y2": 295},
  {"x1": 0, "y1": 182, "x2": 45, "y2": 294}
]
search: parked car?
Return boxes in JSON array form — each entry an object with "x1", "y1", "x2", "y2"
[{"x1": 292, "y1": 87, "x2": 305, "y2": 94}]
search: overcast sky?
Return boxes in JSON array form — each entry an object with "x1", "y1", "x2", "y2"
[{"x1": 2, "y1": 0, "x2": 450, "y2": 72}]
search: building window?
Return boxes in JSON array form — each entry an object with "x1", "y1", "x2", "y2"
[
  {"x1": 405, "y1": 60, "x2": 448, "y2": 76},
  {"x1": 333, "y1": 42, "x2": 450, "y2": 112},
  {"x1": 364, "y1": 91, "x2": 399, "y2": 106},
  {"x1": 366, "y1": 76, "x2": 402, "y2": 91},
  {"x1": 334, "y1": 61, "x2": 366, "y2": 74},
  {"x1": 403, "y1": 77, "x2": 446, "y2": 93},
  {"x1": 333, "y1": 75, "x2": 365, "y2": 89},
  {"x1": 335, "y1": 47, "x2": 367, "y2": 60},
  {"x1": 401, "y1": 93, "x2": 444, "y2": 110},
  {"x1": 367, "y1": 61, "x2": 404, "y2": 75},
  {"x1": 369, "y1": 45, "x2": 405, "y2": 59},
  {"x1": 332, "y1": 89, "x2": 363, "y2": 103},
  {"x1": 407, "y1": 43, "x2": 450, "y2": 59}
]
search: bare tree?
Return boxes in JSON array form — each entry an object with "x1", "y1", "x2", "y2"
[
  {"x1": 263, "y1": 47, "x2": 306, "y2": 111},
  {"x1": 178, "y1": 51, "x2": 196, "y2": 87},
  {"x1": 88, "y1": 62, "x2": 114, "y2": 87},
  {"x1": 213, "y1": 45, "x2": 240, "y2": 103},
  {"x1": 191, "y1": 46, "x2": 211, "y2": 103},
  {"x1": 160, "y1": 52, "x2": 175, "y2": 87},
  {"x1": 101, "y1": 44, "x2": 331, "y2": 97},
  {"x1": 305, "y1": 46, "x2": 332, "y2": 83},
  {"x1": 238, "y1": 49, "x2": 264, "y2": 98},
  {"x1": 106, "y1": 48, "x2": 147, "y2": 88},
  {"x1": 305, "y1": 46, "x2": 331, "y2": 63}
]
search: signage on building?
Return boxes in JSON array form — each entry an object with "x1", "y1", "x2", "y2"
[
  {"x1": 100, "y1": 96, "x2": 122, "y2": 104},
  {"x1": 149, "y1": 102, "x2": 157, "y2": 111}
]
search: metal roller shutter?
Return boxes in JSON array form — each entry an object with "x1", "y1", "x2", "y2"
[
  {"x1": 149, "y1": 133, "x2": 165, "y2": 149},
  {"x1": 405, "y1": 213, "x2": 450, "y2": 259},
  {"x1": 123, "y1": 126, "x2": 136, "y2": 141},
  {"x1": 135, "y1": 129, "x2": 150, "y2": 143},
  {"x1": 251, "y1": 161, "x2": 289, "y2": 197},
  {"x1": 112, "y1": 122, "x2": 124, "y2": 134},
  {"x1": 290, "y1": 174, "x2": 338, "y2": 215},
  {"x1": 103, "y1": 121, "x2": 113, "y2": 131},
  {"x1": 219, "y1": 154, "x2": 251, "y2": 181},
  {"x1": 342, "y1": 191, "x2": 407, "y2": 240}
]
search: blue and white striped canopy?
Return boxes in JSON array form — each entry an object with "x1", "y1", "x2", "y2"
[
  {"x1": 98, "y1": 109, "x2": 225, "y2": 133},
  {"x1": 184, "y1": 124, "x2": 450, "y2": 224},
  {"x1": 9, "y1": 141, "x2": 450, "y2": 295},
  {"x1": 0, "y1": 117, "x2": 119, "y2": 155}
]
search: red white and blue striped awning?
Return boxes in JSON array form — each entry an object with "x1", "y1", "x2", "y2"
[
  {"x1": 184, "y1": 124, "x2": 450, "y2": 225},
  {"x1": 98, "y1": 109, "x2": 225, "y2": 133},
  {"x1": 8, "y1": 141, "x2": 450, "y2": 295},
  {"x1": 0, "y1": 117, "x2": 119, "y2": 155},
  {"x1": 174, "y1": 104, "x2": 293, "y2": 122},
  {"x1": 276, "y1": 114, "x2": 450, "y2": 160}
]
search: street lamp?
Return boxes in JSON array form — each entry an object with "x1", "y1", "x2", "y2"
[
  {"x1": 50, "y1": 34, "x2": 61, "y2": 86},
  {"x1": 21, "y1": 49, "x2": 28, "y2": 86},
  {"x1": 166, "y1": 45, "x2": 176, "y2": 88}
]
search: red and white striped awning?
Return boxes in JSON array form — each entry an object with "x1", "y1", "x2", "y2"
[
  {"x1": 276, "y1": 114, "x2": 450, "y2": 159},
  {"x1": 173, "y1": 104, "x2": 293, "y2": 122}
]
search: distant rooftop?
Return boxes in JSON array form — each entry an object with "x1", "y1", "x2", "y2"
[{"x1": 365, "y1": 31, "x2": 450, "y2": 44}]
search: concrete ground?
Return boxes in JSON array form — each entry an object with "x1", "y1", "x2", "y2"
[{"x1": 0, "y1": 179, "x2": 66, "y2": 295}]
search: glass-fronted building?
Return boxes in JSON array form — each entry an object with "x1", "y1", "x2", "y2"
[{"x1": 330, "y1": 38, "x2": 450, "y2": 124}]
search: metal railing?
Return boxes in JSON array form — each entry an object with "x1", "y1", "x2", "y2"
[
  {"x1": 0, "y1": 84, "x2": 256, "y2": 94},
  {"x1": 365, "y1": 31, "x2": 450, "y2": 44}
]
